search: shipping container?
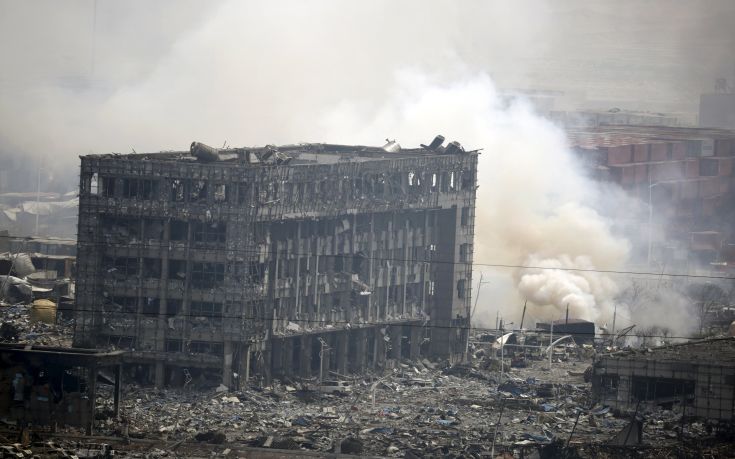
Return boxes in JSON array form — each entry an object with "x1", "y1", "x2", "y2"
[
  {"x1": 633, "y1": 144, "x2": 649, "y2": 162},
  {"x1": 685, "y1": 160, "x2": 700, "y2": 178},
  {"x1": 715, "y1": 139, "x2": 732, "y2": 157},
  {"x1": 607, "y1": 145, "x2": 633, "y2": 165},
  {"x1": 672, "y1": 142, "x2": 687, "y2": 160},
  {"x1": 650, "y1": 143, "x2": 668, "y2": 161}
]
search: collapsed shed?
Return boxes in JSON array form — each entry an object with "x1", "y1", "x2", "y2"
[{"x1": 0, "y1": 344, "x2": 124, "y2": 434}]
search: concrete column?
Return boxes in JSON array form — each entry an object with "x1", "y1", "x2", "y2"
[
  {"x1": 271, "y1": 338, "x2": 283, "y2": 378},
  {"x1": 223, "y1": 341, "x2": 233, "y2": 387},
  {"x1": 86, "y1": 365, "x2": 97, "y2": 435},
  {"x1": 283, "y1": 337, "x2": 295, "y2": 377},
  {"x1": 409, "y1": 323, "x2": 422, "y2": 360},
  {"x1": 241, "y1": 344, "x2": 251, "y2": 389},
  {"x1": 319, "y1": 335, "x2": 331, "y2": 381},
  {"x1": 336, "y1": 331, "x2": 349, "y2": 375},
  {"x1": 375, "y1": 329, "x2": 387, "y2": 370},
  {"x1": 299, "y1": 335, "x2": 312, "y2": 378},
  {"x1": 113, "y1": 364, "x2": 122, "y2": 417},
  {"x1": 390, "y1": 325, "x2": 403, "y2": 360},
  {"x1": 353, "y1": 329, "x2": 367, "y2": 373},
  {"x1": 154, "y1": 363, "x2": 165, "y2": 388}
]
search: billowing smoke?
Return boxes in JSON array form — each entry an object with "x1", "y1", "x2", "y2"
[{"x1": 2, "y1": 0, "x2": 730, "y2": 335}]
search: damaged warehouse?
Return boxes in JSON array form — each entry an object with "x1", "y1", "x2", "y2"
[
  {"x1": 592, "y1": 337, "x2": 735, "y2": 421},
  {"x1": 73, "y1": 138, "x2": 477, "y2": 388}
]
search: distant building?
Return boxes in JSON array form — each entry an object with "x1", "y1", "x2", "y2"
[
  {"x1": 536, "y1": 319, "x2": 595, "y2": 344},
  {"x1": 73, "y1": 139, "x2": 477, "y2": 387},
  {"x1": 567, "y1": 124, "x2": 735, "y2": 270}
]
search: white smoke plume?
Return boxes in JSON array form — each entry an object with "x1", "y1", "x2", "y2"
[{"x1": 2, "y1": 0, "x2": 728, "y2": 335}]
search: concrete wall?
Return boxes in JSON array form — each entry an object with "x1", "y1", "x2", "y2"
[{"x1": 593, "y1": 356, "x2": 735, "y2": 420}]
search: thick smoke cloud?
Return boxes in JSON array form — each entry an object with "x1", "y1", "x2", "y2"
[{"x1": 1, "y1": 0, "x2": 732, "y2": 334}]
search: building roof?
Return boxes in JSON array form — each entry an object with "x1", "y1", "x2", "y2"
[
  {"x1": 82, "y1": 140, "x2": 478, "y2": 166},
  {"x1": 602, "y1": 337, "x2": 735, "y2": 366},
  {"x1": 567, "y1": 125, "x2": 735, "y2": 149}
]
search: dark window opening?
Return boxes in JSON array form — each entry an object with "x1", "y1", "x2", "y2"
[
  {"x1": 461, "y1": 170, "x2": 473, "y2": 190},
  {"x1": 142, "y1": 179, "x2": 159, "y2": 200},
  {"x1": 142, "y1": 258, "x2": 162, "y2": 279},
  {"x1": 171, "y1": 179, "x2": 186, "y2": 201},
  {"x1": 457, "y1": 279, "x2": 466, "y2": 299},
  {"x1": 189, "y1": 341, "x2": 223, "y2": 356},
  {"x1": 461, "y1": 207, "x2": 470, "y2": 226},
  {"x1": 104, "y1": 257, "x2": 138, "y2": 277},
  {"x1": 170, "y1": 220, "x2": 188, "y2": 241},
  {"x1": 101, "y1": 176, "x2": 116, "y2": 197},
  {"x1": 459, "y1": 243, "x2": 472, "y2": 263},
  {"x1": 122, "y1": 178, "x2": 139, "y2": 198},
  {"x1": 110, "y1": 336, "x2": 135, "y2": 350},
  {"x1": 108, "y1": 295, "x2": 137, "y2": 313},
  {"x1": 102, "y1": 215, "x2": 141, "y2": 244},
  {"x1": 194, "y1": 221, "x2": 226, "y2": 245},
  {"x1": 167, "y1": 299, "x2": 182, "y2": 316},
  {"x1": 169, "y1": 260, "x2": 187, "y2": 281},
  {"x1": 238, "y1": 184, "x2": 251, "y2": 204},
  {"x1": 190, "y1": 301, "x2": 223, "y2": 317},
  {"x1": 191, "y1": 262, "x2": 225, "y2": 288},
  {"x1": 631, "y1": 376, "x2": 695, "y2": 402},
  {"x1": 166, "y1": 339, "x2": 182, "y2": 352},
  {"x1": 144, "y1": 219, "x2": 164, "y2": 241},
  {"x1": 143, "y1": 297, "x2": 160, "y2": 315},
  {"x1": 190, "y1": 180, "x2": 208, "y2": 202}
]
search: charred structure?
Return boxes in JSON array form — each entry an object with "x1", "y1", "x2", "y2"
[{"x1": 73, "y1": 139, "x2": 477, "y2": 387}]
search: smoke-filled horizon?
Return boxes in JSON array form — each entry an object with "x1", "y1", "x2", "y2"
[{"x1": 2, "y1": 0, "x2": 733, "y2": 335}]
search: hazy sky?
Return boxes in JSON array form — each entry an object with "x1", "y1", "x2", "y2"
[{"x1": 1, "y1": 0, "x2": 734, "y2": 161}]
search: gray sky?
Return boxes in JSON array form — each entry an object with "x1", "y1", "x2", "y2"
[{"x1": 1, "y1": 0, "x2": 734, "y2": 161}]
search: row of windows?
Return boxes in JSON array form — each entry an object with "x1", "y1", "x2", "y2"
[
  {"x1": 87, "y1": 168, "x2": 474, "y2": 204},
  {"x1": 103, "y1": 257, "x2": 267, "y2": 289},
  {"x1": 107, "y1": 296, "x2": 261, "y2": 318},
  {"x1": 105, "y1": 336, "x2": 225, "y2": 357},
  {"x1": 102, "y1": 216, "x2": 226, "y2": 246}
]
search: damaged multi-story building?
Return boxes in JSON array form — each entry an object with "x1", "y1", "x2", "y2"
[{"x1": 73, "y1": 137, "x2": 477, "y2": 387}]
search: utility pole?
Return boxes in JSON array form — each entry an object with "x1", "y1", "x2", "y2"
[
  {"x1": 35, "y1": 163, "x2": 41, "y2": 236},
  {"x1": 318, "y1": 337, "x2": 328, "y2": 383},
  {"x1": 466, "y1": 272, "x2": 490, "y2": 361},
  {"x1": 549, "y1": 319, "x2": 554, "y2": 371},
  {"x1": 519, "y1": 299, "x2": 527, "y2": 330},
  {"x1": 500, "y1": 321, "x2": 504, "y2": 382}
]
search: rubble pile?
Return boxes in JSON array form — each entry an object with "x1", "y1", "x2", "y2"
[
  {"x1": 81, "y1": 358, "x2": 665, "y2": 457},
  {"x1": 0, "y1": 303, "x2": 72, "y2": 347}
]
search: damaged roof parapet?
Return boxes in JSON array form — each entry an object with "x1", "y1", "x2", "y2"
[
  {"x1": 100, "y1": 136, "x2": 477, "y2": 165},
  {"x1": 191, "y1": 141, "x2": 293, "y2": 165}
]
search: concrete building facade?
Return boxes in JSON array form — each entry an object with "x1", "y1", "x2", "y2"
[
  {"x1": 592, "y1": 338, "x2": 735, "y2": 421},
  {"x1": 73, "y1": 139, "x2": 477, "y2": 387}
]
